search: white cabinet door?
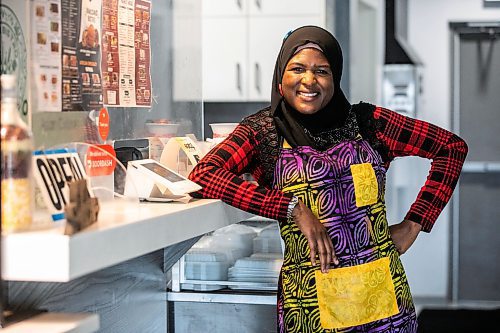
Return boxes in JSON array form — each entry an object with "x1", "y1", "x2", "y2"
[
  {"x1": 247, "y1": 15, "x2": 324, "y2": 101},
  {"x1": 202, "y1": 17, "x2": 248, "y2": 101},
  {"x1": 248, "y1": 0, "x2": 323, "y2": 16},
  {"x1": 203, "y1": 0, "x2": 248, "y2": 17}
]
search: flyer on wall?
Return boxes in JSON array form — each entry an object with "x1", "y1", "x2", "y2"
[
  {"x1": 61, "y1": 0, "x2": 103, "y2": 111},
  {"x1": 101, "y1": 0, "x2": 151, "y2": 107},
  {"x1": 31, "y1": 0, "x2": 62, "y2": 112}
]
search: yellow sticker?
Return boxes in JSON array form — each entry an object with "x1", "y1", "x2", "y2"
[
  {"x1": 315, "y1": 257, "x2": 399, "y2": 329},
  {"x1": 350, "y1": 163, "x2": 378, "y2": 207}
]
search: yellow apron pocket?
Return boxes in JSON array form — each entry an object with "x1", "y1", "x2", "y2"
[
  {"x1": 350, "y1": 163, "x2": 378, "y2": 207},
  {"x1": 314, "y1": 257, "x2": 399, "y2": 329}
]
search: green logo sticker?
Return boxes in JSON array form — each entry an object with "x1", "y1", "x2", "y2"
[{"x1": 1, "y1": 4, "x2": 28, "y2": 121}]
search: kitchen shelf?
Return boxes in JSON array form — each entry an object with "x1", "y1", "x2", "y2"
[
  {"x1": 1, "y1": 312, "x2": 99, "y2": 333},
  {"x1": 167, "y1": 290, "x2": 277, "y2": 305},
  {"x1": 2, "y1": 199, "x2": 253, "y2": 282}
]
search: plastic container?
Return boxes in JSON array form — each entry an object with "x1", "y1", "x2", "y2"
[
  {"x1": 184, "y1": 250, "x2": 227, "y2": 263},
  {"x1": 253, "y1": 223, "x2": 283, "y2": 254},
  {"x1": 232, "y1": 257, "x2": 283, "y2": 270},
  {"x1": 1, "y1": 75, "x2": 34, "y2": 233},
  {"x1": 185, "y1": 261, "x2": 229, "y2": 280},
  {"x1": 209, "y1": 123, "x2": 238, "y2": 139},
  {"x1": 228, "y1": 256, "x2": 283, "y2": 287},
  {"x1": 212, "y1": 224, "x2": 257, "y2": 264},
  {"x1": 181, "y1": 283, "x2": 225, "y2": 292},
  {"x1": 253, "y1": 236, "x2": 283, "y2": 254},
  {"x1": 145, "y1": 122, "x2": 180, "y2": 138},
  {"x1": 182, "y1": 249, "x2": 229, "y2": 291}
]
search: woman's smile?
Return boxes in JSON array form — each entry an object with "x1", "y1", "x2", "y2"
[{"x1": 279, "y1": 48, "x2": 334, "y2": 115}]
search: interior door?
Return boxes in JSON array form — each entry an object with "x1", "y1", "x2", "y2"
[{"x1": 450, "y1": 22, "x2": 500, "y2": 302}]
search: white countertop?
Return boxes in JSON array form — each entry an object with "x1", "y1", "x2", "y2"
[
  {"x1": 2, "y1": 199, "x2": 253, "y2": 282},
  {"x1": 1, "y1": 313, "x2": 99, "y2": 333}
]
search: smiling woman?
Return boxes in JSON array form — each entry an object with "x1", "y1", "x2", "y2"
[
  {"x1": 188, "y1": 25, "x2": 468, "y2": 333},
  {"x1": 279, "y1": 48, "x2": 334, "y2": 115}
]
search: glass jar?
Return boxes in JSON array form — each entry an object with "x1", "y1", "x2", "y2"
[{"x1": 1, "y1": 74, "x2": 33, "y2": 232}]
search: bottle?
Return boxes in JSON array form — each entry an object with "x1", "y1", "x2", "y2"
[{"x1": 1, "y1": 74, "x2": 33, "y2": 232}]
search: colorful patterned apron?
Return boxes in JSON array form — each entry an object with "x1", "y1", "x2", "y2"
[{"x1": 273, "y1": 136, "x2": 417, "y2": 333}]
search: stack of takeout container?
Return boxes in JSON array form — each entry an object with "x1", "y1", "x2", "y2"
[
  {"x1": 227, "y1": 222, "x2": 284, "y2": 290},
  {"x1": 227, "y1": 254, "x2": 283, "y2": 290},
  {"x1": 252, "y1": 223, "x2": 283, "y2": 255},
  {"x1": 181, "y1": 224, "x2": 257, "y2": 291},
  {"x1": 181, "y1": 250, "x2": 229, "y2": 291}
]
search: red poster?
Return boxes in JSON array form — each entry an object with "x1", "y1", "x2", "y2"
[
  {"x1": 101, "y1": 0, "x2": 151, "y2": 107},
  {"x1": 134, "y1": 0, "x2": 151, "y2": 106}
]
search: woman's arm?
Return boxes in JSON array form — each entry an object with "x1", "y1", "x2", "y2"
[
  {"x1": 374, "y1": 107, "x2": 468, "y2": 234},
  {"x1": 188, "y1": 124, "x2": 292, "y2": 221},
  {"x1": 190, "y1": 124, "x2": 336, "y2": 271}
]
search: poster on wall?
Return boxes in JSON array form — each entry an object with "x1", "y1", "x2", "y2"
[
  {"x1": 31, "y1": 0, "x2": 62, "y2": 112},
  {"x1": 1, "y1": 0, "x2": 29, "y2": 122},
  {"x1": 133, "y1": 0, "x2": 151, "y2": 107},
  {"x1": 61, "y1": 0, "x2": 82, "y2": 111},
  {"x1": 101, "y1": 0, "x2": 151, "y2": 107},
  {"x1": 61, "y1": 0, "x2": 103, "y2": 112}
]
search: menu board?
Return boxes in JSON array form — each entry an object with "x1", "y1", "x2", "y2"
[
  {"x1": 58, "y1": 0, "x2": 150, "y2": 112},
  {"x1": 101, "y1": 0, "x2": 151, "y2": 107},
  {"x1": 61, "y1": 0, "x2": 103, "y2": 112},
  {"x1": 133, "y1": 0, "x2": 152, "y2": 107}
]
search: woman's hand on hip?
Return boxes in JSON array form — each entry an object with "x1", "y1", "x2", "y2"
[
  {"x1": 292, "y1": 200, "x2": 338, "y2": 273},
  {"x1": 389, "y1": 219, "x2": 422, "y2": 254}
]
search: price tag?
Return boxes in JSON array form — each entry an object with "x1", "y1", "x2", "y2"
[
  {"x1": 174, "y1": 137, "x2": 201, "y2": 166},
  {"x1": 159, "y1": 137, "x2": 203, "y2": 177}
]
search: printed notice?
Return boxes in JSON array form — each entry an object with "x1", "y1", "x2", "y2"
[{"x1": 31, "y1": 0, "x2": 62, "y2": 111}]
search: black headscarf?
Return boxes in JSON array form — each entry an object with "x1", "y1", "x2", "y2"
[{"x1": 272, "y1": 26, "x2": 351, "y2": 148}]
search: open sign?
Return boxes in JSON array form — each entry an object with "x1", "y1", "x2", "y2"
[{"x1": 33, "y1": 149, "x2": 87, "y2": 221}]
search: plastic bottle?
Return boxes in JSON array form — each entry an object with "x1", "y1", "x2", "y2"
[{"x1": 1, "y1": 74, "x2": 33, "y2": 232}]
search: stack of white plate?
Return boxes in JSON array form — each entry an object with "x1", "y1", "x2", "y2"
[
  {"x1": 253, "y1": 223, "x2": 283, "y2": 254},
  {"x1": 228, "y1": 254, "x2": 283, "y2": 291},
  {"x1": 181, "y1": 250, "x2": 229, "y2": 291}
]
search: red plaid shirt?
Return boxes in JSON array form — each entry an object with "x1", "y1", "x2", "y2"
[{"x1": 189, "y1": 106, "x2": 468, "y2": 232}]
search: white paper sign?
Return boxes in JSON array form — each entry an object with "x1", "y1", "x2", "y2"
[
  {"x1": 160, "y1": 136, "x2": 202, "y2": 177},
  {"x1": 33, "y1": 149, "x2": 87, "y2": 221}
]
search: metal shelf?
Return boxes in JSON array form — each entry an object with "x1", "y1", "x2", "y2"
[{"x1": 167, "y1": 290, "x2": 277, "y2": 305}]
